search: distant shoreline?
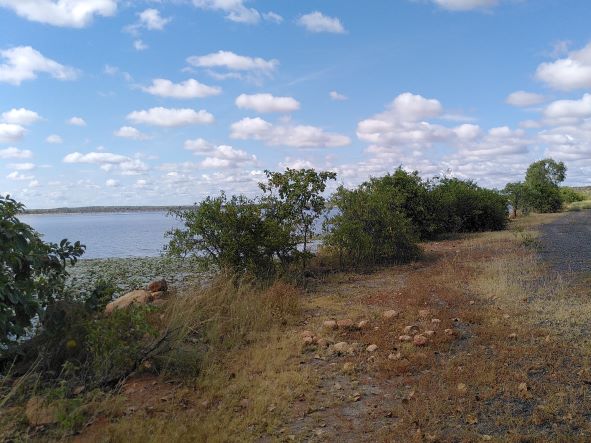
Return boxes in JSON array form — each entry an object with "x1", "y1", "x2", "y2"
[{"x1": 22, "y1": 205, "x2": 194, "y2": 215}]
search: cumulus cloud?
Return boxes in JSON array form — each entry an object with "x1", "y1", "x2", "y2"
[
  {"x1": 506, "y1": 91, "x2": 546, "y2": 107},
  {"x1": 63, "y1": 151, "x2": 149, "y2": 175},
  {"x1": 7, "y1": 171, "x2": 34, "y2": 181},
  {"x1": 8, "y1": 162, "x2": 35, "y2": 171},
  {"x1": 430, "y1": 0, "x2": 498, "y2": 11},
  {"x1": 45, "y1": 134, "x2": 63, "y2": 144},
  {"x1": 0, "y1": 46, "x2": 78, "y2": 85},
  {"x1": 67, "y1": 116, "x2": 86, "y2": 126},
  {"x1": 235, "y1": 93, "x2": 300, "y2": 113},
  {"x1": 329, "y1": 91, "x2": 348, "y2": 101},
  {"x1": 183, "y1": 137, "x2": 257, "y2": 168},
  {"x1": 231, "y1": 117, "x2": 350, "y2": 148},
  {"x1": 1, "y1": 108, "x2": 41, "y2": 125},
  {"x1": 142, "y1": 78, "x2": 221, "y2": 99},
  {"x1": 536, "y1": 42, "x2": 591, "y2": 91},
  {"x1": 543, "y1": 93, "x2": 591, "y2": 122},
  {"x1": 105, "y1": 179, "x2": 119, "y2": 187},
  {"x1": 263, "y1": 12, "x2": 283, "y2": 23},
  {"x1": 0, "y1": 147, "x2": 32, "y2": 159},
  {"x1": 137, "y1": 9, "x2": 170, "y2": 30},
  {"x1": 114, "y1": 126, "x2": 151, "y2": 140},
  {"x1": 0, "y1": 0, "x2": 117, "y2": 28},
  {"x1": 127, "y1": 107, "x2": 214, "y2": 127},
  {"x1": 297, "y1": 11, "x2": 346, "y2": 34},
  {"x1": 133, "y1": 39, "x2": 148, "y2": 51},
  {"x1": 187, "y1": 50, "x2": 278, "y2": 74},
  {"x1": 539, "y1": 119, "x2": 591, "y2": 162},
  {"x1": 192, "y1": 0, "x2": 261, "y2": 24},
  {"x1": 0, "y1": 123, "x2": 26, "y2": 143}
]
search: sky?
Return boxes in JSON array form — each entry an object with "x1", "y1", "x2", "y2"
[{"x1": 0, "y1": 0, "x2": 591, "y2": 208}]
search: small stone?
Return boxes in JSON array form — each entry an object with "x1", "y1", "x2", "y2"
[
  {"x1": 399, "y1": 335, "x2": 413, "y2": 342},
  {"x1": 383, "y1": 310, "x2": 399, "y2": 320},
  {"x1": 413, "y1": 335, "x2": 428, "y2": 346},
  {"x1": 503, "y1": 314, "x2": 510, "y2": 319},
  {"x1": 457, "y1": 383, "x2": 468, "y2": 395},
  {"x1": 302, "y1": 336, "x2": 316, "y2": 345},
  {"x1": 357, "y1": 320, "x2": 369, "y2": 329},
  {"x1": 518, "y1": 382, "x2": 528, "y2": 393},
  {"x1": 334, "y1": 383, "x2": 342, "y2": 390},
  {"x1": 444, "y1": 329, "x2": 454, "y2": 336},
  {"x1": 72, "y1": 385, "x2": 85, "y2": 395},
  {"x1": 418, "y1": 309, "x2": 430, "y2": 318},
  {"x1": 469, "y1": 300, "x2": 475, "y2": 305},
  {"x1": 388, "y1": 352, "x2": 402, "y2": 360},
  {"x1": 481, "y1": 436, "x2": 492, "y2": 441},
  {"x1": 333, "y1": 342, "x2": 349, "y2": 354},
  {"x1": 424, "y1": 330, "x2": 436, "y2": 337},
  {"x1": 431, "y1": 318, "x2": 441, "y2": 324},
  {"x1": 508, "y1": 333, "x2": 518, "y2": 340},
  {"x1": 466, "y1": 414, "x2": 478, "y2": 425},
  {"x1": 323, "y1": 320, "x2": 337, "y2": 330},
  {"x1": 337, "y1": 319, "x2": 355, "y2": 329},
  {"x1": 317, "y1": 338, "x2": 329, "y2": 348},
  {"x1": 366, "y1": 344, "x2": 378, "y2": 352},
  {"x1": 25, "y1": 397, "x2": 58, "y2": 426},
  {"x1": 342, "y1": 362, "x2": 355, "y2": 374},
  {"x1": 301, "y1": 330, "x2": 314, "y2": 338},
  {"x1": 403, "y1": 325, "x2": 420, "y2": 335}
]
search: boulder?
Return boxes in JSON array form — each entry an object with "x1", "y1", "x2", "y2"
[
  {"x1": 323, "y1": 320, "x2": 338, "y2": 330},
  {"x1": 337, "y1": 319, "x2": 355, "y2": 329},
  {"x1": 333, "y1": 342, "x2": 350, "y2": 354},
  {"x1": 366, "y1": 344, "x2": 378, "y2": 352},
  {"x1": 148, "y1": 278, "x2": 168, "y2": 293},
  {"x1": 105, "y1": 290, "x2": 153, "y2": 314},
  {"x1": 26, "y1": 396, "x2": 58, "y2": 426},
  {"x1": 383, "y1": 310, "x2": 399, "y2": 320}
]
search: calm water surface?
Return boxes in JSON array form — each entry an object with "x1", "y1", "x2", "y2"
[{"x1": 20, "y1": 212, "x2": 181, "y2": 259}]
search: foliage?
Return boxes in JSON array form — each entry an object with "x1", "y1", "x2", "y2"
[
  {"x1": 524, "y1": 159, "x2": 566, "y2": 213},
  {"x1": 324, "y1": 183, "x2": 421, "y2": 268},
  {"x1": 259, "y1": 168, "x2": 336, "y2": 269},
  {"x1": 559, "y1": 187, "x2": 585, "y2": 204},
  {"x1": 431, "y1": 178, "x2": 508, "y2": 232},
  {"x1": 503, "y1": 182, "x2": 529, "y2": 218},
  {"x1": 165, "y1": 192, "x2": 294, "y2": 279},
  {"x1": 0, "y1": 195, "x2": 85, "y2": 344}
]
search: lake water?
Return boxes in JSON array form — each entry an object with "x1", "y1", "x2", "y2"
[{"x1": 20, "y1": 212, "x2": 182, "y2": 259}]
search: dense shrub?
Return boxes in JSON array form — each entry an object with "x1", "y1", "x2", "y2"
[
  {"x1": 560, "y1": 187, "x2": 585, "y2": 205},
  {"x1": 431, "y1": 178, "x2": 508, "y2": 233},
  {"x1": 524, "y1": 159, "x2": 566, "y2": 213},
  {"x1": 0, "y1": 195, "x2": 85, "y2": 344},
  {"x1": 324, "y1": 183, "x2": 421, "y2": 268}
]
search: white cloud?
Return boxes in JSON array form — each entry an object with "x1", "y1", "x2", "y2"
[
  {"x1": 138, "y1": 9, "x2": 170, "y2": 30},
  {"x1": 0, "y1": 147, "x2": 32, "y2": 159},
  {"x1": 187, "y1": 50, "x2": 278, "y2": 74},
  {"x1": 183, "y1": 138, "x2": 257, "y2": 168},
  {"x1": 329, "y1": 91, "x2": 347, "y2": 101},
  {"x1": 536, "y1": 42, "x2": 591, "y2": 91},
  {"x1": 105, "y1": 179, "x2": 119, "y2": 187},
  {"x1": 127, "y1": 107, "x2": 214, "y2": 127},
  {"x1": 46, "y1": 134, "x2": 63, "y2": 144},
  {"x1": 263, "y1": 12, "x2": 283, "y2": 24},
  {"x1": 231, "y1": 117, "x2": 350, "y2": 148},
  {"x1": 63, "y1": 151, "x2": 149, "y2": 175},
  {"x1": 1, "y1": 108, "x2": 41, "y2": 125},
  {"x1": 297, "y1": 12, "x2": 346, "y2": 34},
  {"x1": 8, "y1": 162, "x2": 35, "y2": 171},
  {"x1": 0, "y1": 123, "x2": 25, "y2": 143},
  {"x1": 134, "y1": 39, "x2": 148, "y2": 51},
  {"x1": 184, "y1": 137, "x2": 214, "y2": 153},
  {"x1": 0, "y1": 0, "x2": 117, "y2": 28},
  {"x1": 114, "y1": 126, "x2": 151, "y2": 140},
  {"x1": 506, "y1": 91, "x2": 546, "y2": 107},
  {"x1": 0, "y1": 46, "x2": 78, "y2": 85},
  {"x1": 68, "y1": 116, "x2": 86, "y2": 126},
  {"x1": 142, "y1": 78, "x2": 221, "y2": 99},
  {"x1": 430, "y1": 0, "x2": 498, "y2": 11},
  {"x1": 7, "y1": 171, "x2": 34, "y2": 181},
  {"x1": 235, "y1": 93, "x2": 300, "y2": 113},
  {"x1": 192, "y1": 0, "x2": 261, "y2": 24},
  {"x1": 542, "y1": 94, "x2": 591, "y2": 126},
  {"x1": 539, "y1": 119, "x2": 591, "y2": 162}
]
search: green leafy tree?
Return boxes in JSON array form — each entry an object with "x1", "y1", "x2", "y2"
[
  {"x1": 524, "y1": 159, "x2": 566, "y2": 213},
  {"x1": 503, "y1": 182, "x2": 528, "y2": 218},
  {"x1": 0, "y1": 196, "x2": 85, "y2": 343},
  {"x1": 259, "y1": 168, "x2": 337, "y2": 270}
]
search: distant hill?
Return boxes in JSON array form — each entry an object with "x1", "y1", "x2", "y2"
[{"x1": 23, "y1": 205, "x2": 194, "y2": 215}]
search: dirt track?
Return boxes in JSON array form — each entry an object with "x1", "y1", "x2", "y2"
[{"x1": 539, "y1": 210, "x2": 591, "y2": 275}]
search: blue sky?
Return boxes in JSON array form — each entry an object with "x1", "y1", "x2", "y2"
[{"x1": 1, "y1": 0, "x2": 591, "y2": 208}]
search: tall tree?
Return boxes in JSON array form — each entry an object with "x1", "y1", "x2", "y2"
[
  {"x1": 503, "y1": 182, "x2": 527, "y2": 218},
  {"x1": 524, "y1": 159, "x2": 566, "y2": 213}
]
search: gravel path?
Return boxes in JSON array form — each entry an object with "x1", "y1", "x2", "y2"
[{"x1": 538, "y1": 210, "x2": 591, "y2": 274}]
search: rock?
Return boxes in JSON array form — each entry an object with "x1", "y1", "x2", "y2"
[
  {"x1": 508, "y1": 333, "x2": 518, "y2": 340},
  {"x1": 317, "y1": 338, "x2": 329, "y2": 348},
  {"x1": 357, "y1": 320, "x2": 369, "y2": 329},
  {"x1": 105, "y1": 290, "x2": 153, "y2": 314},
  {"x1": 388, "y1": 352, "x2": 402, "y2": 360},
  {"x1": 424, "y1": 330, "x2": 436, "y2": 337},
  {"x1": 431, "y1": 318, "x2": 441, "y2": 324},
  {"x1": 444, "y1": 328, "x2": 454, "y2": 336},
  {"x1": 466, "y1": 414, "x2": 478, "y2": 425},
  {"x1": 342, "y1": 362, "x2": 355, "y2": 374},
  {"x1": 302, "y1": 336, "x2": 316, "y2": 345},
  {"x1": 148, "y1": 279, "x2": 168, "y2": 293},
  {"x1": 403, "y1": 325, "x2": 420, "y2": 335},
  {"x1": 366, "y1": 344, "x2": 378, "y2": 352},
  {"x1": 72, "y1": 385, "x2": 85, "y2": 396},
  {"x1": 518, "y1": 382, "x2": 528, "y2": 393},
  {"x1": 323, "y1": 320, "x2": 337, "y2": 330},
  {"x1": 337, "y1": 319, "x2": 355, "y2": 329},
  {"x1": 383, "y1": 310, "x2": 399, "y2": 320},
  {"x1": 333, "y1": 342, "x2": 350, "y2": 354},
  {"x1": 457, "y1": 383, "x2": 467, "y2": 395},
  {"x1": 413, "y1": 335, "x2": 428, "y2": 346},
  {"x1": 503, "y1": 314, "x2": 510, "y2": 319},
  {"x1": 26, "y1": 396, "x2": 58, "y2": 426},
  {"x1": 418, "y1": 309, "x2": 430, "y2": 319},
  {"x1": 301, "y1": 330, "x2": 314, "y2": 338},
  {"x1": 399, "y1": 335, "x2": 413, "y2": 342},
  {"x1": 469, "y1": 300, "x2": 475, "y2": 305}
]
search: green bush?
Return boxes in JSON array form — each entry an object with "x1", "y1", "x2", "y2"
[
  {"x1": 524, "y1": 159, "x2": 566, "y2": 213},
  {"x1": 560, "y1": 187, "x2": 585, "y2": 205},
  {"x1": 0, "y1": 195, "x2": 85, "y2": 344},
  {"x1": 430, "y1": 178, "x2": 508, "y2": 233},
  {"x1": 324, "y1": 183, "x2": 421, "y2": 268}
]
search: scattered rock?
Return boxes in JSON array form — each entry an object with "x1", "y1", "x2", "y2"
[
  {"x1": 431, "y1": 318, "x2": 441, "y2": 324},
  {"x1": 333, "y1": 342, "x2": 350, "y2": 354},
  {"x1": 469, "y1": 300, "x2": 475, "y2": 305},
  {"x1": 302, "y1": 336, "x2": 316, "y2": 345},
  {"x1": 444, "y1": 328, "x2": 454, "y2": 336},
  {"x1": 413, "y1": 335, "x2": 428, "y2": 346},
  {"x1": 72, "y1": 385, "x2": 85, "y2": 396},
  {"x1": 424, "y1": 330, "x2": 436, "y2": 337},
  {"x1": 518, "y1": 382, "x2": 528, "y2": 393},
  {"x1": 337, "y1": 319, "x2": 355, "y2": 329},
  {"x1": 403, "y1": 325, "x2": 420, "y2": 335},
  {"x1": 342, "y1": 362, "x2": 355, "y2": 374},
  {"x1": 317, "y1": 338, "x2": 329, "y2": 348},
  {"x1": 466, "y1": 414, "x2": 478, "y2": 425},
  {"x1": 508, "y1": 333, "x2": 518, "y2": 340},
  {"x1": 105, "y1": 290, "x2": 153, "y2": 314},
  {"x1": 418, "y1": 309, "x2": 430, "y2": 319},
  {"x1": 26, "y1": 397, "x2": 58, "y2": 426},
  {"x1": 399, "y1": 335, "x2": 413, "y2": 342},
  {"x1": 366, "y1": 344, "x2": 378, "y2": 352},
  {"x1": 457, "y1": 383, "x2": 468, "y2": 395},
  {"x1": 357, "y1": 320, "x2": 369, "y2": 329},
  {"x1": 383, "y1": 310, "x2": 399, "y2": 320},
  {"x1": 388, "y1": 352, "x2": 402, "y2": 360},
  {"x1": 503, "y1": 314, "x2": 510, "y2": 319},
  {"x1": 148, "y1": 278, "x2": 168, "y2": 293},
  {"x1": 323, "y1": 320, "x2": 337, "y2": 330},
  {"x1": 301, "y1": 330, "x2": 314, "y2": 338}
]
